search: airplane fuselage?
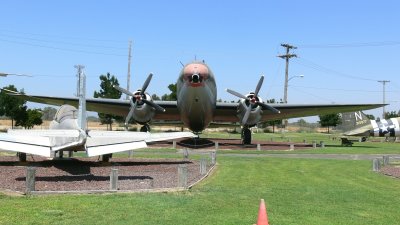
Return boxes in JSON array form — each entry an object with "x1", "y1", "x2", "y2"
[{"x1": 176, "y1": 62, "x2": 217, "y2": 133}]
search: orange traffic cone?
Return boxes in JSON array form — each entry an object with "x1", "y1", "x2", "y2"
[{"x1": 256, "y1": 199, "x2": 269, "y2": 225}]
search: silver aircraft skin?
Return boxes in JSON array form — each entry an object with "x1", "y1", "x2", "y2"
[{"x1": 5, "y1": 61, "x2": 385, "y2": 144}]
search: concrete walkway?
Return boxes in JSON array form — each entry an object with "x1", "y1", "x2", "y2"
[{"x1": 221, "y1": 153, "x2": 400, "y2": 160}]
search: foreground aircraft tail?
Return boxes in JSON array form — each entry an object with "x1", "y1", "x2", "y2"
[{"x1": 0, "y1": 67, "x2": 195, "y2": 161}]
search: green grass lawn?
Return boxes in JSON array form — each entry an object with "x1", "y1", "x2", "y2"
[{"x1": 1, "y1": 153, "x2": 400, "y2": 224}]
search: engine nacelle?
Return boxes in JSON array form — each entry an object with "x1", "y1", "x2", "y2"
[
  {"x1": 236, "y1": 93, "x2": 263, "y2": 126},
  {"x1": 131, "y1": 91, "x2": 156, "y2": 124}
]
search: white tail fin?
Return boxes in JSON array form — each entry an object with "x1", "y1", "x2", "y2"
[{"x1": 77, "y1": 68, "x2": 87, "y2": 130}]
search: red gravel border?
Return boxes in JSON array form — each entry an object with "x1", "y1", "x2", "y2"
[{"x1": 0, "y1": 156, "x2": 206, "y2": 194}]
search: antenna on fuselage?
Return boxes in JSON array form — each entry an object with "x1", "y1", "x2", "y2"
[{"x1": 179, "y1": 61, "x2": 185, "y2": 67}]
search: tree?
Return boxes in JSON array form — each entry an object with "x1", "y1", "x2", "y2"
[
  {"x1": 93, "y1": 73, "x2": 122, "y2": 130},
  {"x1": 258, "y1": 99, "x2": 282, "y2": 133},
  {"x1": 0, "y1": 85, "x2": 26, "y2": 128},
  {"x1": 365, "y1": 114, "x2": 375, "y2": 120},
  {"x1": 41, "y1": 106, "x2": 57, "y2": 120},
  {"x1": 151, "y1": 94, "x2": 161, "y2": 100},
  {"x1": 384, "y1": 111, "x2": 399, "y2": 119},
  {"x1": 161, "y1": 83, "x2": 177, "y2": 100},
  {"x1": 319, "y1": 113, "x2": 341, "y2": 133},
  {"x1": 15, "y1": 108, "x2": 43, "y2": 129}
]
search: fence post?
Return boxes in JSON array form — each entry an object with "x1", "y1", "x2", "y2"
[
  {"x1": 26, "y1": 167, "x2": 36, "y2": 195},
  {"x1": 200, "y1": 158, "x2": 207, "y2": 175},
  {"x1": 183, "y1": 148, "x2": 189, "y2": 159},
  {"x1": 372, "y1": 158, "x2": 381, "y2": 171},
  {"x1": 178, "y1": 164, "x2": 188, "y2": 188},
  {"x1": 210, "y1": 151, "x2": 217, "y2": 166},
  {"x1": 128, "y1": 150, "x2": 133, "y2": 158},
  {"x1": 173, "y1": 141, "x2": 177, "y2": 149},
  {"x1": 383, "y1": 155, "x2": 389, "y2": 166},
  {"x1": 289, "y1": 144, "x2": 294, "y2": 151},
  {"x1": 257, "y1": 144, "x2": 261, "y2": 151},
  {"x1": 320, "y1": 141, "x2": 325, "y2": 148},
  {"x1": 312, "y1": 140, "x2": 317, "y2": 148},
  {"x1": 110, "y1": 168, "x2": 119, "y2": 191},
  {"x1": 215, "y1": 142, "x2": 219, "y2": 151}
]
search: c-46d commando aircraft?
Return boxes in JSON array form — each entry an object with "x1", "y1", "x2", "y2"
[{"x1": 7, "y1": 61, "x2": 384, "y2": 144}]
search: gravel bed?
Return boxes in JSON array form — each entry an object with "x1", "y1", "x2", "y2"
[
  {"x1": 380, "y1": 166, "x2": 400, "y2": 178},
  {"x1": 0, "y1": 156, "x2": 205, "y2": 193}
]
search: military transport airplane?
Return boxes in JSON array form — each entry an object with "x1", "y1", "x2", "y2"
[
  {"x1": 0, "y1": 72, "x2": 194, "y2": 162},
  {"x1": 6, "y1": 61, "x2": 385, "y2": 144},
  {"x1": 340, "y1": 111, "x2": 400, "y2": 138}
]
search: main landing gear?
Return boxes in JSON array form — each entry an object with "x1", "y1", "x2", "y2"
[
  {"x1": 140, "y1": 124, "x2": 151, "y2": 132},
  {"x1": 17, "y1": 152, "x2": 27, "y2": 162},
  {"x1": 102, "y1": 153, "x2": 112, "y2": 162},
  {"x1": 241, "y1": 127, "x2": 252, "y2": 145}
]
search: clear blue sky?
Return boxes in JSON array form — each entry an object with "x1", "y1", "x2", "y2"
[{"x1": 1, "y1": 0, "x2": 399, "y2": 120}]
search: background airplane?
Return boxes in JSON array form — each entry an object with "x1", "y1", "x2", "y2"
[
  {"x1": 6, "y1": 61, "x2": 385, "y2": 144},
  {"x1": 0, "y1": 71, "x2": 194, "y2": 162},
  {"x1": 340, "y1": 111, "x2": 400, "y2": 138}
]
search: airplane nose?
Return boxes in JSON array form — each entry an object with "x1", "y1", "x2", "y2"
[{"x1": 192, "y1": 74, "x2": 200, "y2": 83}]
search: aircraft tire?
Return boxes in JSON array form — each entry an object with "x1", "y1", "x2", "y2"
[
  {"x1": 102, "y1": 153, "x2": 112, "y2": 162},
  {"x1": 242, "y1": 128, "x2": 251, "y2": 145},
  {"x1": 140, "y1": 125, "x2": 150, "y2": 132}
]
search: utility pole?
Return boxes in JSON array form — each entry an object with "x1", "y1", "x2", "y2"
[
  {"x1": 126, "y1": 40, "x2": 132, "y2": 100},
  {"x1": 278, "y1": 44, "x2": 297, "y2": 104},
  {"x1": 74, "y1": 65, "x2": 85, "y2": 97},
  {"x1": 278, "y1": 44, "x2": 297, "y2": 128},
  {"x1": 378, "y1": 80, "x2": 390, "y2": 119}
]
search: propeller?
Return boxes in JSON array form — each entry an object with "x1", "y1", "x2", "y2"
[
  {"x1": 113, "y1": 73, "x2": 165, "y2": 127},
  {"x1": 226, "y1": 75, "x2": 280, "y2": 125}
]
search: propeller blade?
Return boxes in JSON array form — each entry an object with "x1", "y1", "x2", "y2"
[
  {"x1": 226, "y1": 89, "x2": 248, "y2": 99},
  {"x1": 142, "y1": 99, "x2": 166, "y2": 112},
  {"x1": 125, "y1": 105, "x2": 136, "y2": 126},
  {"x1": 113, "y1": 85, "x2": 134, "y2": 97},
  {"x1": 242, "y1": 105, "x2": 252, "y2": 124},
  {"x1": 258, "y1": 102, "x2": 280, "y2": 114},
  {"x1": 140, "y1": 73, "x2": 153, "y2": 95},
  {"x1": 254, "y1": 75, "x2": 264, "y2": 96}
]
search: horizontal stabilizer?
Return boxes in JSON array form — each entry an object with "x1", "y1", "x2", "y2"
[
  {"x1": 343, "y1": 125, "x2": 372, "y2": 136},
  {"x1": 87, "y1": 131, "x2": 195, "y2": 142},
  {"x1": 0, "y1": 134, "x2": 52, "y2": 157},
  {"x1": 86, "y1": 138, "x2": 147, "y2": 157},
  {"x1": 7, "y1": 129, "x2": 81, "y2": 137}
]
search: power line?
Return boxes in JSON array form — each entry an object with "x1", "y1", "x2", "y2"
[
  {"x1": 0, "y1": 33, "x2": 127, "y2": 50},
  {"x1": 298, "y1": 41, "x2": 400, "y2": 48},
  {"x1": 0, "y1": 38, "x2": 127, "y2": 57},
  {"x1": 0, "y1": 28, "x2": 126, "y2": 43},
  {"x1": 290, "y1": 85, "x2": 399, "y2": 93},
  {"x1": 295, "y1": 57, "x2": 379, "y2": 82}
]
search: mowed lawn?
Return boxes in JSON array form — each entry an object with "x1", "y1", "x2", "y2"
[{"x1": 1, "y1": 154, "x2": 400, "y2": 224}]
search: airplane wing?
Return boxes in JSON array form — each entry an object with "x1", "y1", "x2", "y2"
[
  {"x1": 4, "y1": 91, "x2": 180, "y2": 120},
  {"x1": 213, "y1": 102, "x2": 386, "y2": 122},
  {"x1": 5, "y1": 90, "x2": 384, "y2": 123}
]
